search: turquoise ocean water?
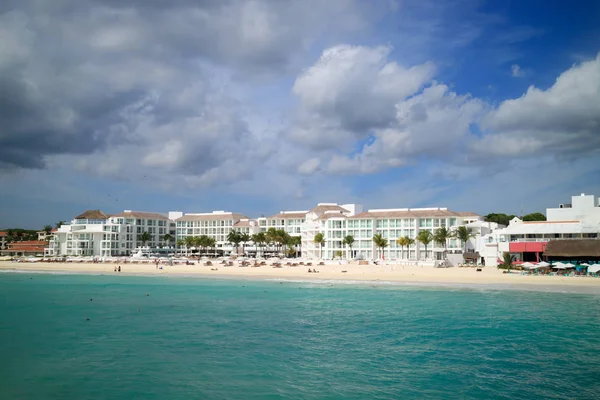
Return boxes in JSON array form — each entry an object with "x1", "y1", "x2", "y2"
[{"x1": 1, "y1": 273, "x2": 600, "y2": 399}]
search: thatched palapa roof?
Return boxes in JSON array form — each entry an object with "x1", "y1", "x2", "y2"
[{"x1": 544, "y1": 240, "x2": 600, "y2": 257}]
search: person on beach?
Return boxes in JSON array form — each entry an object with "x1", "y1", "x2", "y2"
[
  {"x1": 114, "y1": 266, "x2": 117, "y2": 272},
  {"x1": 118, "y1": 266, "x2": 121, "y2": 272}
]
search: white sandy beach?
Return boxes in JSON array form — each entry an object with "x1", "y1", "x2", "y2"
[{"x1": 2, "y1": 260, "x2": 600, "y2": 288}]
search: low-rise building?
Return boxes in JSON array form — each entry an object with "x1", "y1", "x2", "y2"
[
  {"x1": 481, "y1": 193, "x2": 600, "y2": 265},
  {"x1": 3, "y1": 240, "x2": 48, "y2": 257}
]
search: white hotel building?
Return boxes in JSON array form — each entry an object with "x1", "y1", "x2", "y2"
[
  {"x1": 480, "y1": 193, "x2": 600, "y2": 265},
  {"x1": 47, "y1": 210, "x2": 177, "y2": 257}
]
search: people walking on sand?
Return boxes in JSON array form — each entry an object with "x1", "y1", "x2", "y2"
[{"x1": 118, "y1": 265, "x2": 121, "y2": 273}]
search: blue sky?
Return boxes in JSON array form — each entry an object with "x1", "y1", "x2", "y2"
[{"x1": 0, "y1": 0, "x2": 599, "y2": 229}]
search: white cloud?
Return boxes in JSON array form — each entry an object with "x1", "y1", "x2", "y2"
[
  {"x1": 289, "y1": 45, "x2": 435, "y2": 149},
  {"x1": 297, "y1": 157, "x2": 321, "y2": 175},
  {"x1": 474, "y1": 54, "x2": 600, "y2": 158}
]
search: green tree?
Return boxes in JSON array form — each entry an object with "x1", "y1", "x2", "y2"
[
  {"x1": 499, "y1": 252, "x2": 513, "y2": 271},
  {"x1": 43, "y1": 225, "x2": 53, "y2": 234},
  {"x1": 313, "y1": 232, "x2": 325, "y2": 259},
  {"x1": 484, "y1": 213, "x2": 515, "y2": 226},
  {"x1": 372, "y1": 233, "x2": 388, "y2": 260},
  {"x1": 433, "y1": 227, "x2": 453, "y2": 258},
  {"x1": 252, "y1": 232, "x2": 266, "y2": 257},
  {"x1": 176, "y1": 239, "x2": 185, "y2": 254},
  {"x1": 417, "y1": 230, "x2": 433, "y2": 260},
  {"x1": 342, "y1": 235, "x2": 355, "y2": 259},
  {"x1": 162, "y1": 233, "x2": 172, "y2": 244},
  {"x1": 396, "y1": 236, "x2": 410, "y2": 259},
  {"x1": 455, "y1": 226, "x2": 475, "y2": 252},
  {"x1": 139, "y1": 231, "x2": 152, "y2": 247},
  {"x1": 289, "y1": 235, "x2": 302, "y2": 258},
  {"x1": 184, "y1": 236, "x2": 195, "y2": 256},
  {"x1": 523, "y1": 212, "x2": 546, "y2": 222},
  {"x1": 227, "y1": 230, "x2": 243, "y2": 254},
  {"x1": 240, "y1": 232, "x2": 251, "y2": 255}
]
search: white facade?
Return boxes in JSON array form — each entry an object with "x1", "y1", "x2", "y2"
[
  {"x1": 47, "y1": 210, "x2": 176, "y2": 257},
  {"x1": 480, "y1": 193, "x2": 600, "y2": 265},
  {"x1": 175, "y1": 211, "x2": 250, "y2": 250},
  {"x1": 301, "y1": 205, "x2": 481, "y2": 260}
]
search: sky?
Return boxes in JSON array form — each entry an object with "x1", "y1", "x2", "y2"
[{"x1": 1, "y1": 0, "x2": 599, "y2": 229}]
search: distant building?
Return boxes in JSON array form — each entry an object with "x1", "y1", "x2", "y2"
[{"x1": 2, "y1": 241, "x2": 49, "y2": 257}]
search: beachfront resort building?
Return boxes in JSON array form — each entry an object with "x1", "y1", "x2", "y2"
[
  {"x1": 175, "y1": 211, "x2": 250, "y2": 249},
  {"x1": 301, "y1": 205, "x2": 482, "y2": 260},
  {"x1": 46, "y1": 210, "x2": 177, "y2": 257},
  {"x1": 480, "y1": 193, "x2": 600, "y2": 265}
]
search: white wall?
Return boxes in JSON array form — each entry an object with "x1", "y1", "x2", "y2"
[{"x1": 547, "y1": 194, "x2": 600, "y2": 224}]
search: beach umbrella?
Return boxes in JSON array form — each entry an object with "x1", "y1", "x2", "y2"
[
  {"x1": 587, "y1": 265, "x2": 600, "y2": 273},
  {"x1": 562, "y1": 263, "x2": 575, "y2": 269},
  {"x1": 522, "y1": 262, "x2": 535, "y2": 268},
  {"x1": 580, "y1": 263, "x2": 592, "y2": 267},
  {"x1": 537, "y1": 261, "x2": 550, "y2": 268}
]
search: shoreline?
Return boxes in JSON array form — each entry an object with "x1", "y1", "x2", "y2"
[{"x1": 2, "y1": 261, "x2": 600, "y2": 293}]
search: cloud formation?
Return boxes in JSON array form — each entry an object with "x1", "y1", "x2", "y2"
[
  {"x1": 0, "y1": 0, "x2": 368, "y2": 184},
  {"x1": 0, "y1": 0, "x2": 598, "y2": 218}
]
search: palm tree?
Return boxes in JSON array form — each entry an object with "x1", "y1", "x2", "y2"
[
  {"x1": 195, "y1": 235, "x2": 213, "y2": 257},
  {"x1": 227, "y1": 230, "x2": 242, "y2": 254},
  {"x1": 342, "y1": 235, "x2": 355, "y2": 259},
  {"x1": 206, "y1": 236, "x2": 216, "y2": 256},
  {"x1": 313, "y1": 233, "x2": 325, "y2": 259},
  {"x1": 406, "y1": 237, "x2": 415, "y2": 259},
  {"x1": 456, "y1": 226, "x2": 475, "y2": 253},
  {"x1": 176, "y1": 239, "x2": 185, "y2": 255},
  {"x1": 417, "y1": 230, "x2": 433, "y2": 260},
  {"x1": 252, "y1": 232, "x2": 266, "y2": 257},
  {"x1": 396, "y1": 236, "x2": 410, "y2": 260},
  {"x1": 289, "y1": 236, "x2": 302, "y2": 258},
  {"x1": 433, "y1": 227, "x2": 453, "y2": 258},
  {"x1": 372, "y1": 233, "x2": 388, "y2": 260},
  {"x1": 184, "y1": 236, "x2": 195, "y2": 256},
  {"x1": 501, "y1": 252, "x2": 513, "y2": 271},
  {"x1": 239, "y1": 232, "x2": 251, "y2": 255},
  {"x1": 162, "y1": 233, "x2": 172, "y2": 246},
  {"x1": 139, "y1": 231, "x2": 152, "y2": 247},
  {"x1": 43, "y1": 225, "x2": 53, "y2": 234}
]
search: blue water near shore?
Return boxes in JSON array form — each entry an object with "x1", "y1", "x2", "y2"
[{"x1": 1, "y1": 273, "x2": 600, "y2": 399}]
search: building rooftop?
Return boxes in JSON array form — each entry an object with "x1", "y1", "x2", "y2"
[
  {"x1": 0, "y1": 232, "x2": 7, "y2": 237},
  {"x1": 74, "y1": 210, "x2": 110, "y2": 220},
  {"x1": 349, "y1": 209, "x2": 478, "y2": 219},
  {"x1": 177, "y1": 212, "x2": 249, "y2": 222},
  {"x1": 309, "y1": 204, "x2": 350, "y2": 214},
  {"x1": 233, "y1": 220, "x2": 252, "y2": 227},
  {"x1": 267, "y1": 212, "x2": 308, "y2": 219},
  {"x1": 112, "y1": 210, "x2": 169, "y2": 220},
  {"x1": 544, "y1": 240, "x2": 600, "y2": 257}
]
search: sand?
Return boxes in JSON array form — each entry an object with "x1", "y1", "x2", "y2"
[{"x1": 2, "y1": 260, "x2": 600, "y2": 290}]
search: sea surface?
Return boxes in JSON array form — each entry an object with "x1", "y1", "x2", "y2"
[{"x1": 1, "y1": 273, "x2": 600, "y2": 399}]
